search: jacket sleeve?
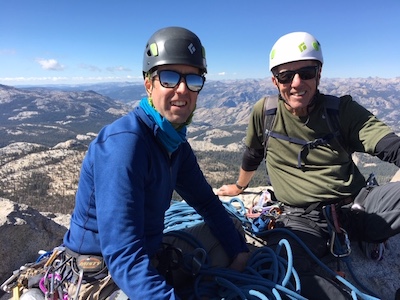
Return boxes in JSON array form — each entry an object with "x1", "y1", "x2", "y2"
[{"x1": 375, "y1": 132, "x2": 400, "y2": 167}]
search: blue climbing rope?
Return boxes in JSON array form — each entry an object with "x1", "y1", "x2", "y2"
[
  {"x1": 164, "y1": 200, "x2": 204, "y2": 232},
  {"x1": 179, "y1": 239, "x2": 305, "y2": 300},
  {"x1": 164, "y1": 200, "x2": 303, "y2": 299},
  {"x1": 163, "y1": 198, "x2": 381, "y2": 300},
  {"x1": 256, "y1": 228, "x2": 379, "y2": 300}
]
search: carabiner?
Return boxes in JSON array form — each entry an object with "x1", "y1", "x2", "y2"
[{"x1": 330, "y1": 227, "x2": 351, "y2": 258}]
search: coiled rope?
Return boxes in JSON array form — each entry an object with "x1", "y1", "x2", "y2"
[
  {"x1": 176, "y1": 238, "x2": 304, "y2": 300},
  {"x1": 164, "y1": 200, "x2": 204, "y2": 232},
  {"x1": 163, "y1": 198, "x2": 380, "y2": 300}
]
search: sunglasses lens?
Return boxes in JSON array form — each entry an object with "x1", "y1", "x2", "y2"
[
  {"x1": 276, "y1": 71, "x2": 295, "y2": 84},
  {"x1": 159, "y1": 71, "x2": 180, "y2": 88},
  {"x1": 276, "y1": 66, "x2": 317, "y2": 84},
  {"x1": 157, "y1": 70, "x2": 204, "y2": 92},
  {"x1": 298, "y1": 67, "x2": 317, "y2": 80},
  {"x1": 185, "y1": 74, "x2": 204, "y2": 92}
]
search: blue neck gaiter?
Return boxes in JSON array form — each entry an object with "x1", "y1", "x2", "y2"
[{"x1": 139, "y1": 97, "x2": 187, "y2": 153}]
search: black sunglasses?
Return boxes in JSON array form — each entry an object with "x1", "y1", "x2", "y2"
[
  {"x1": 274, "y1": 66, "x2": 319, "y2": 84},
  {"x1": 151, "y1": 70, "x2": 205, "y2": 92}
]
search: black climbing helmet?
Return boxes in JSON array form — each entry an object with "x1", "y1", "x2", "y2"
[{"x1": 142, "y1": 26, "x2": 207, "y2": 78}]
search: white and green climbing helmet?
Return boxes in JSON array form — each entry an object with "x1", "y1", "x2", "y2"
[{"x1": 269, "y1": 32, "x2": 323, "y2": 71}]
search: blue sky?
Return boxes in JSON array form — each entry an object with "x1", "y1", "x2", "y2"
[{"x1": 1, "y1": 0, "x2": 399, "y2": 86}]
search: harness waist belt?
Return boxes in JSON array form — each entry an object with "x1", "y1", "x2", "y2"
[
  {"x1": 282, "y1": 196, "x2": 353, "y2": 213},
  {"x1": 331, "y1": 196, "x2": 353, "y2": 207},
  {"x1": 65, "y1": 247, "x2": 106, "y2": 274}
]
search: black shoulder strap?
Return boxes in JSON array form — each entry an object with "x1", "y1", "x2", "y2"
[
  {"x1": 262, "y1": 95, "x2": 279, "y2": 155},
  {"x1": 262, "y1": 95, "x2": 311, "y2": 153},
  {"x1": 262, "y1": 94, "x2": 350, "y2": 169},
  {"x1": 323, "y1": 95, "x2": 349, "y2": 154}
]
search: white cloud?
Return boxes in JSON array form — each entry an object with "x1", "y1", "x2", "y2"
[
  {"x1": 218, "y1": 72, "x2": 226, "y2": 76},
  {"x1": 106, "y1": 66, "x2": 132, "y2": 72},
  {"x1": 1, "y1": 76, "x2": 69, "y2": 83},
  {"x1": 0, "y1": 75, "x2": 143, "y2": 86},
  {"x1": 77, "y1": 64, "x2": 132, "y2": 73},
  {"x1": 79, "y1": 63, "x2": 102, "y2": 72},
  {"x1": 36, "y1": 58, "x2": 65, "y2": 71},
  {"x1": 0, "y1": 49, "x2": 16, "y2": 55}
]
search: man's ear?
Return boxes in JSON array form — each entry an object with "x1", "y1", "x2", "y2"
[
  {"x1": 144, "y1": 77, "x2": 152, "y2": 95},
  {"x1": 271, "y1": 76, "x2": 279, "y2": 88},
  {"x1": 316, "y1": 66, "x2": 322, "y2": 86}
]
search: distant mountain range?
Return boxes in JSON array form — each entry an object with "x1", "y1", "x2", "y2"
[
  {"x1": 0, "y1": 84, "x2": 133, "y2": 147},
  {"x1": 2, "y1": 77, "x2": 399, "y2": 148},
  {"x1": 1, "y1": 78, "x2": 399, "y2": 214}
]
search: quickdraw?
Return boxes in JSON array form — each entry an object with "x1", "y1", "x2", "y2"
[{"x1": 1, "y1": 246, "x2": 70, "y2": 300}]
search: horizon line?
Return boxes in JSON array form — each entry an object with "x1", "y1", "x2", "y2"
[{"x1": 2, "y1": 76, "x2": 400, "y2": 88}]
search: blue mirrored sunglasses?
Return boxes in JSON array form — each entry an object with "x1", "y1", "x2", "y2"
[{"x1": 151, "y1": 70, "x2": 205, "y2": 92}]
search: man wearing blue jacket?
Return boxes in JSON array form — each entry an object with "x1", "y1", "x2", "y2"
[{"x1": 63, "y1": 26, "x2": 249, "y2": 299}]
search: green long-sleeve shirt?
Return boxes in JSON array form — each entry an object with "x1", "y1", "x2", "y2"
[{"x1": 245, "y1": 94, "x2": 392, "y2": 206}]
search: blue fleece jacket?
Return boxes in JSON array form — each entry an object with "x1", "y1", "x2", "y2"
[{"x1": 63, "y1": 105, "x2": 248, "y2": 299}]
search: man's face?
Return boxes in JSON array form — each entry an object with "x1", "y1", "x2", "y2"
[
  {"x1": 271, "y1": 60, "x2": 321, "y2": 113},
  {"x1": 145, "y1": 64, "x2": 201, "y2": 128}
]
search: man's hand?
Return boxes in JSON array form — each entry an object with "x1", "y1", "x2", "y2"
[
  {"x1": 216, "y1": 184, "x2": 242, "y2": 196},
  {"x1": 229, "y1": 252, "x2": 250, "y2": 272}
]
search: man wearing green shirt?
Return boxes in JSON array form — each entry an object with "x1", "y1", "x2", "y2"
[{"x1": 218, "y1": 31, "x2": 400, "y2": 300}]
